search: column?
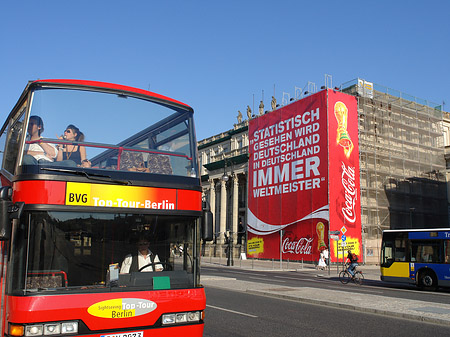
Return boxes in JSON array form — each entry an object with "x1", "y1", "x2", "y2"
[
  {"x1": 209, "y1": 179, "x2": 216, "y2": 235},
  {"x1": 232, "y1": 173, "x2": 239, "y2": 241},
  {"x1": 219, "y1": 179, "x2": 227, "y2": 244}
]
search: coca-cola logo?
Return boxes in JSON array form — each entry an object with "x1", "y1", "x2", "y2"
[
  {"x1": 282, "y1": 237, "x2": 313, "y2": 255},
  {"x1": 341, "y1": 162, "x2": 357, "y2": 223}
]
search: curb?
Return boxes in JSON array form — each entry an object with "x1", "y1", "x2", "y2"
[{"x1": 246, "y1": 289, "x2": 450, "y2": 326}]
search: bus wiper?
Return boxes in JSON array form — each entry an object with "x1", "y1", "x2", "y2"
[{"x1": 40, "y1": 167, "x2": 131, "y2": 185}]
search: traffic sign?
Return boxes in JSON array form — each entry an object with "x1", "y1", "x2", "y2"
[
  {"x1": 341, "y1": 241, "x2": 347, "y2": 247},
  {"x1": 329, "y1": 230, "x2": 340, "y2": 235},
  {"x1": 341, "y1": 235, "x2": 347, "y2": 242},
  {"x1": 330, "y1": 235, "x2": 339, "y2": 240}
]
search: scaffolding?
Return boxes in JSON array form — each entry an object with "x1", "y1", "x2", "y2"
[{"x1": 342, "y1": 79, "x2": 448, "y2": 263}]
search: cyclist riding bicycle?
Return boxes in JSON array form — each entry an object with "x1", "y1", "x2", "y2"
[{"x1": 346, "y1": 250, "x2": 359, "y2": 278}]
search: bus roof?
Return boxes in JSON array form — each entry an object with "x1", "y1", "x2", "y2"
[
  {"x1": 32, "y1": 79, "x2": 192, "y2": 109},
  {"x1": 383, "y1": 228, "x2": 450, "y2": 233}
]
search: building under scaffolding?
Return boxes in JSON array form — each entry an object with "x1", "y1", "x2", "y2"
[
  {"x1": 342, "y1": 79, "x2": 448, "y2": 263},
  {"x1": 198, "y1": 78, "x2": 449, "y2": 264}
]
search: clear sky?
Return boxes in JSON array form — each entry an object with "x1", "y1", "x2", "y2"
[{"x1": 1, "y1": 1, "x2": 449, "y2": 141}]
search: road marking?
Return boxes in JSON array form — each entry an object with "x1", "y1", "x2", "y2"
[
  {"x1": 249, "y1": 276, "x2": 286, "y2": 282},
  {"x1": 358, "y1": 289, "x2": 384, "y2": 294},
  {"x1": 206, "y1": 305, "x2": 258, "y2": 318},
  {"x1": 229, "y1": 270, "x2": 267, "y2": 276},
  {"x1": 274, "y1": 275, "x2": 300, "y2": 280}
]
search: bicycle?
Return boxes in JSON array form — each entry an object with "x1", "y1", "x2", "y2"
[{"x1": 339, "y1": 263, "x2": 364, "y2": 285}]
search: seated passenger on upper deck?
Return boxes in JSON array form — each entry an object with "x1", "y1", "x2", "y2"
[
  {"x1": 57, "y1": 124, "x2": 91, "y2": 168},
  {"x1": 22, "y1": 115, "x2": 58, "y2": 165}
]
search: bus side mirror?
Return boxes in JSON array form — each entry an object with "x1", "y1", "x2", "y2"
[
  {"x1": 202, "y1": 201, "x2": 213, "y2": 241},
  {"x1": 0, "y1": 187, "x2": 13, "y2": 241}
]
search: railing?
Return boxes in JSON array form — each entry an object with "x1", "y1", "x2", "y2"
[
  {"x1": 25, "y1": 139, "x2": 192, "y2": 174},
  {"x1": 340, "y1": 78, "x2": 443, "y2": 112},
  {"x1": 212, "y1": 147, "x2": 248, "y2": 163}
]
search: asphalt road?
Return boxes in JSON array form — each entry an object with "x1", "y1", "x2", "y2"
[
  {"x1": 204, "y1": 287, "x2": 450, "y2": 337},
  {"x1": 201, "y1": 265, "x2": 450, "y2": 305}
]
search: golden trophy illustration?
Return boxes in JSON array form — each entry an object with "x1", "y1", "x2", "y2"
[
  {"x1": 334, "y1": 101, "x2": 354, "y2": 158},
  {"x1": 316, "y1": 222, "x2": 327, "y2": 252}
]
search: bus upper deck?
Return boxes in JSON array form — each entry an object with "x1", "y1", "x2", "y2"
[{"x1": 1, "y1": 79, "x2": 198, "y2": 184}]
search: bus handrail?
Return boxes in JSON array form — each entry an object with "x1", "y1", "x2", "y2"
[
  {"x1": 27, "y1": 138, "x2": 192, "y2": 160},
  {"x1": 26, "y1": 139, "x2": 193, "y2": 171}
]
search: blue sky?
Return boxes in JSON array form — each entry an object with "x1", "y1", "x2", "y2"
[{"x1": 1, "y1": 1, "x2": 449, "y2": 140}]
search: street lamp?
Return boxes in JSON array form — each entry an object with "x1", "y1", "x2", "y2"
[
  {"x1": 222, "y1": 158, "x2": 229, "y2": 182},
  {"x1": 226, "y1": 230, "x2": 234, "y2": 266},
  {"x1": 222, "y1": 158, "x2": 234, "y2": 266}
]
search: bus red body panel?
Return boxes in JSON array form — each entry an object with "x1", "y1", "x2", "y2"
[
  {"x1": 13, "y1": 180, "x2": 202, "y2": 211},
  {"x1": 78, "y1": 325, "x2": 204, "y2": 337},
  {"x1": 13, "y1": 180, "x2": 66, "y2": 205},
  {"x1": 6, "y1": 288, "x2": 205, "y2": 330}
]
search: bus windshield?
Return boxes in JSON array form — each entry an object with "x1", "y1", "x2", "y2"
[
  {"x1": 8, "y1": 211, "x2": 197, "y2": 295},
  {"x1": 19, "y1": 87, "x2": 196, "y2": 177}
]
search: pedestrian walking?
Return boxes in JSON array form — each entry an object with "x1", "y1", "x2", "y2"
[
  {"x1": 323, "y1": 247, "x2": 329, "y2": 267},
  {"x1": 317, "y1": 249, "x2": 326, "y2": 270}
]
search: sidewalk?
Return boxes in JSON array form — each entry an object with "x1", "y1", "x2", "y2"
[
  {"x1": 201, "y1": 256, "x2": 381, "y2": 280},
  {"x1": 201, "y1": 257, "x2": 450, "y2": 325}
]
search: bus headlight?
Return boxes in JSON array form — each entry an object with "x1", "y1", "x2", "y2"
[
  {"x1": 43, "y1": 323, "x2": 61, "y2": 335},
  {"x1": 162, "y1": 311, "x2": 202, "y2": 325},
  {"x1": 10, "y1": 322, "x2": 78, "y2": 336},
  {"x1": 187, "y1": 311, "x2": 201, "y2": 322},
  {"x1": 25, "y1": 325, "x2": 43, "y2": 336},
  {"x1": 61, "y1": 322, "x2": 78, "y2": 334}
]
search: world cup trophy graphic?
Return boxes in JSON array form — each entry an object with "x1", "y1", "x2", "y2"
[
  {"x1": 334, "y1": 101, "x2": 354, "y2": 158},
  {"x1": 316, "y1": 222, "x2": 327, "y2": 252}
]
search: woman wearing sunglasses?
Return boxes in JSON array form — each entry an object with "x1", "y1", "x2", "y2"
[{"x1": 57, "y1": 124, "x2": 91, "y2": 167}]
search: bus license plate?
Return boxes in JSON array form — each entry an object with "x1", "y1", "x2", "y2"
[{"x1": 101, "y1": 331, "x2": 143, "y2": 337}]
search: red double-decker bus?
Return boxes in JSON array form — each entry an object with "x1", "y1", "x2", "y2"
[{"x1": 0, "y1": 79, "x2": 212, "y2": 337}]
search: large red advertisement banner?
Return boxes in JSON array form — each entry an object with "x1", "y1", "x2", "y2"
[
  {"x1": 327, "y1": 91, "x2": 361, "y2": 262},
  {"x1": 247, "y1": 91, "x2": 329, "y2": 262},
  {"x1": 247, "y1": 89, "x2": 362, "y2": 263}
]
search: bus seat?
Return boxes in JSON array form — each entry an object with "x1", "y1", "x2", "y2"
[
  {"x1": 120, "y1": 151, "x2": 148, "y2": 172},
  {"x1": 147, "y1": 154, "x2": 173, "y2": 175},
  {"x1": 26, "y1": 271, "x2": 68, "y2": 289}
]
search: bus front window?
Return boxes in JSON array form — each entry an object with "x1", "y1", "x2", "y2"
[
  {"x1": 8, "y1": 211, "x2": 196, "y2": 294},
  {"x1": 20, "y1": 87, "x2": 197, "y2": 178}
]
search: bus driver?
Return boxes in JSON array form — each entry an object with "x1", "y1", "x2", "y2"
[{"x1": 120, "y1": 234, "x2": 164, "y2": 273}]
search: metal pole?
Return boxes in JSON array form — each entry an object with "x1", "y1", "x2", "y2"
[
  {"x1": 337, "y1": 240, "x2": 339, "y2": 274},
  {"x1": 280, "y1": 230, "x2": 283, "y2": 270}
]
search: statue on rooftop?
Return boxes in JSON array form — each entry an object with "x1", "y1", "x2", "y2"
[
  {"x1": 259, "y1": 101, "x2": 264, "y2": 115},
  {"x1": 246, "y1": 105, "x2": 252, "y2": 119}
]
